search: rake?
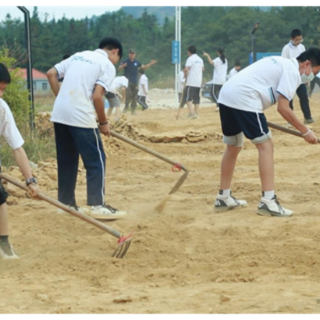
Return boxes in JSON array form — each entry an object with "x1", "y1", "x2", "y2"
[
  {"x1": 111, "y1": 130, "x2": 189, "y2": 195},
  {"x1": 0, "y1": 173, "x2": 132, "y2": 259}
]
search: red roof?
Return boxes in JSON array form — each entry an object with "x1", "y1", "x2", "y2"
[{"x1": 18, "y1": 68, "x2": 47, "y2": 80}]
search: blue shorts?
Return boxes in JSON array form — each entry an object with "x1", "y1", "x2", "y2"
[{"x1": 219, "y1": 103, "x2": 271, "y2": 145}]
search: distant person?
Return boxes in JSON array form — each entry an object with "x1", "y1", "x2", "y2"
[
  {"x1": 215, "y1": 48, "x2": 320, "y2": 217},
  {"x1": 203, "y1": 47, "x2": 228, "y2": 111},
  {"x1": 309, "y1": 71, "x2": 320, "y2": 97},
  {"x1": 178, "y1": 65, "x2": 186, "y2": 104},
  {"x1": 0, "y1": 63, "x2": 40, "y2": 259},
  {"x1": 282, "y1": 29, "x2": 314, "y2": 124},
  {"x1": 228, "y1": 60, "x2": 241, "y2": 80},
  {"x1": 184, "y1": 45, "x2": 204, "y2": 119},
  {"x1": 105, "y1": 75, "x2": 128, "y2": 122},
  {"x1": 119, "y1": 49, "x2": 157, "y2": 115},
  {"x1": 137, "y1": 69, "x2": 149, "y2": 111}
]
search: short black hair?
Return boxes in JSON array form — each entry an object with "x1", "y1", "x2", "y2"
[
  {"x1": 234, "y1": 59, "x2": 241, "y2": 66},
  {"x1": 291, "y1": 29, "x2": 302, "y2": 38},
  {"x1": 139, "y1": 68, "x2": 145, "y2": 75},
  {"x1": 99, "y1": 37, "x2": 123, "y2": 59},
  {"x1": 297, "y1": 47, "x2": 320, "y2": 66},
  {"x1": 62, "y1": 54, "x2": 71, "y2": 60},
  {"x1": 0, "y1": 63, "x2": 11, "y2": 84},
  {"x1": 188, "y1": 45, "x2": 197, "y2": 54}
]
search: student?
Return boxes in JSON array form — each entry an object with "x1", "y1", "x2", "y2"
[
  {"x1": 184, "y1": 45, "x2": 204, "y2": 119},
  {"x1": 137, "y1": 69, "x2": 149, "y2": 111},
  {"x1": 309, "y1": 71, "x2": 320, "y2": 97},
  {"x1": 0, "y1": 63, "x2": 40, "y2": 259},
  {"x1": 215, "y1": 48, "x2": 320, "y2": 217},
  {"x1": 106, "y1": 75, "x2": 128, "y2": 122},
  {"x1": 119, "y1": 49, "x2": 157, "y2": 115},
  {"x1": 46, "y1": 37, "x2": 127, "y2": 220},
  {"x1": 281, "y1": 29, "x2": 314, "y2": 124},
  {"x1": 228, "y1": 60, "x2": 241, "y2": 80},
  {"x1": 203, "y1": 47, "x2": 228, "y2": 110},
  {"x1": 178, "y1": 65, "x2": 186, "y2": 104}
]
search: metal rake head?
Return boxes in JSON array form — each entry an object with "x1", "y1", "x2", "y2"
[{"x1": 112, "y1": 232, "x2": 133, "y2": 259}]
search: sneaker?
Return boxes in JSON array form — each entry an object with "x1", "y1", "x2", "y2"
[
  {"x1": 257, "y1": 196, "x2": 293, "y2": 217},
  {"x1": 304, "y1": 118, "x2": 315, "y2": 124},
  {"x1": 57, "y1": 204, "x2": 89, "y2": 215},
  {"x1": 90, "y1": 203, "x2": 127, "y2": 220},
  {"x1": 131, "y1": 111, "x2": 137, "y2": 115},
  {"x1": 142, "y1": 106, "x2": 148, "y2": 111},
  {"x1": 0, "y1": 241, "x2": 19, "y2": 260},
  {"x1": 187, "y1": 114, "x2": 198, "y2": 119},
  {"x1": 214, "y1": 193, "x2": 247, "y2": 212}
]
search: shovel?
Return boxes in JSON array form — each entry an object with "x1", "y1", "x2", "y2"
[
  {"x1": 0, "y1": 173, "x2": 132, "y2": 259},
  {"x1": 110, "y1": 130, "x2": 189, "y2": 194}
]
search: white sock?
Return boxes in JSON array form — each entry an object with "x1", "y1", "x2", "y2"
[
  {"x1": 219, "y1": 189, "x2": 231, "y2": 197},
  {"x1": 263, "y1": 190, "x2": 275, "y2": 200}
]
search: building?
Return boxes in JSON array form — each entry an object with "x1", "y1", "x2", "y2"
[{"x1": 19, "y1": 68, "x2": 50, "y2": 94}]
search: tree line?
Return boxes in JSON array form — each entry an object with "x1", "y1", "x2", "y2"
[{"x1": 1, "y1": 6, "x2": 320, "y2": 85}]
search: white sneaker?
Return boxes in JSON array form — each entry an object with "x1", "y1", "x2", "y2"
[
  {"x1": 214, "y1": 193, "x2": 247, "y2": 212},
  {"x1": 0, "y1": 241, "x2": 19, "y2": 260},
  {"x1": 90, "y1": 204, "x2": 127, "y2": 220},
  {"x1": 257, "y1": 196, "x2": 293, "y2": 217},
  {"x1": 57, "y1": 204, "x2": 89, "y2": 215}
]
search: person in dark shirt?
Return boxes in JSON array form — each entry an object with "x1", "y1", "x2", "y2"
[{"x1": 119, "y1": 49, "x2": 157, "y2": 115}]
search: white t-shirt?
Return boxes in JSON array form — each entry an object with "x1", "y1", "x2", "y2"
[
  {"x1": 0, "y1": 99, "x2": 24, "y2": 150},
  {"x1": 51, "y1": 49, "x2": 116, "y2": 128},
  {"x1": 109, "y1": 76, "x2": 128, "y2": 94},
  {"x1": 316, "y1": 71, "x2": 320, "y2": 79},
  {"x1": 138, "y1": 74, "x2": 148, "y2": 96},
  {"x1": 228, "y1": 67, "x2": 238, "y2": 80},
  {"x1": 212, "y1": 57, "x2": 228, "y2": 85},
  {"x1": 281, "y1": 41, "x2": 305, "y2": 59},
  {"x1": 218, "y1": 56, "x2": 301, "y2": 113},
  {"x1": 185, "y1": 54, "x2": 204, "y2": 88},
  {"x1": 178, "y1": 71, "x2": 185, "y2": 93}
]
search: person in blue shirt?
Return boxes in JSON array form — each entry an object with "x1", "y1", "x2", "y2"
[{"x1": 119, "y1": 49, "x2": 157, "y2": 115}]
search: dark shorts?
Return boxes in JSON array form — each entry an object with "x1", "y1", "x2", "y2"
[
  {"x1": 219, "y1": 103, "x2": 271, "y2": 145},
  {"x1": 0, "y1": 181, "x2": 8, "y2": 206},
  {"x1": 185, "y1": 86, "x2": 200, "y2": 104}
]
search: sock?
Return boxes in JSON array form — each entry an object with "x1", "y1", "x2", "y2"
[
  {"x1": 262, "y1": 190, "x2": 275, "y2": 200},
  {"x1": 219, "y1": 189, "x2": 231, "y2": 197},
  {"x1": 0, "y1": 235, "x2": 9, "y2": 243}
]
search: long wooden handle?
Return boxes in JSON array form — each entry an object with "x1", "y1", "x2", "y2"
[
  {"x1": 0, "y1": 173, "x2": 121, "y2": 239},
  {"x1": 110, "y1": 130, "x2": 188, "y2": 172},
  {"x1": 267, "y1": 121, "x2": 320, "y2": 143}
]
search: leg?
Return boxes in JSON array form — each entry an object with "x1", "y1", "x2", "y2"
[
  {"x1": 296, "y1": 84, "x2": 312, "y2": 120},
  {"x1": 219, "y1": 145, "x2": 242, "y2": 190},
  {"x1": 115, "y1": 106, "x2": 121, "y2": 121},
  {"x1": 54, "y1": 123, "x2": 79, "y2": 206},
  {"x1": 106, "y1": 106, "x2": 114, "y2": 118},
  {"x1": 255, "y1": 139, "x2": 274, "y2": 191},
  {"x1": 130, "y1": 84, "x2": 138, "y2": 114},
  {"x1": 137, "y1": 96, "x2": 148, "y2": 110},
  {"x1": 124, "y1": 86, "x2": 131, "y2": 112},
  {"x1": 70, "y1": 127, "x2": 106, "y2": 206}
]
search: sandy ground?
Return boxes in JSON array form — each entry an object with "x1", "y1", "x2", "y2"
[{"x1": 2, "y1": 90, "x2": 320, "y2": 314}]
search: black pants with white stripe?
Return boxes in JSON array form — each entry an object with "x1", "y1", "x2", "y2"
[
  {"x1": 54, "y1": 123, "x2": 106, "y2": 206},
  {"x1": 137, "y1": 96, "x2": 148, "y2": 110},
  {"x1": 289, "y1": 83, "x2": 312, "y2": 120},
  {"x1": 211, "y1": 84, "x2": 223, "y2": 104}
]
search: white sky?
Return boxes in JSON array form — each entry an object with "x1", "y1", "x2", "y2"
[{"x1": 0, "y1": 5, "x2": 121, "y2": 22}]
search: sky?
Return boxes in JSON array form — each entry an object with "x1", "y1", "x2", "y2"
[{"x1": 0, "y1": 5, "x2": 121, "y2": 22}]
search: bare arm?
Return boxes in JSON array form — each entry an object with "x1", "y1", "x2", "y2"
[
  {"x1": 92, "y1": 84, "x2": 110, "y2": 136},
  {"x1": 141, "y1": 60, "x2": 157, "y2": 70},
  {"x1": 277, "y1": 94, "x2": 317, "y2": 144},
  {"x1": 118, "y1": 62, "x2": 127, "y2": 71},
  {"x1": 202, "y1": 52, "x2": 214, "y2": 65},
  {"x1": 47, "y1": 68, "x2": 60, "y2": 97}
]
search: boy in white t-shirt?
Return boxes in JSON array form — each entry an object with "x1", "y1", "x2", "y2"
[
  {"x1": 203, "y1": 47, "x2": 228, "y2": 110},
  {"x1": 106, "y1": 75, "x2": 128, "y2": 121},
  {"x1": 0, "y1": 63, "x2": 41, "y2": 259},
  {"x1": 184, "y1": 45, "x2": 204, "y2": 119},
  {"x1": 215, "y1": 48, "x2": 320, "y2": 218},
  {"x1": 228, "y1": 60, "x2": 241, "y2": 80},
  {"x1": 137, "y1": 69, "x2": 149, "y2": 111}
]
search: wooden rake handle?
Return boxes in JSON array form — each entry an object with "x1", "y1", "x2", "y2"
[
  {"x1": 267, "y1": 121, "x2": 320, "y2": 143},
  {"x1": 0, "y1": 173, "x2": 121, "y2": 239}
]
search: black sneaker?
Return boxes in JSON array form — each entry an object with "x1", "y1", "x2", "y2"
[{"x1": 0, "y1": 241, "x2": 19, "y2": 260}]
